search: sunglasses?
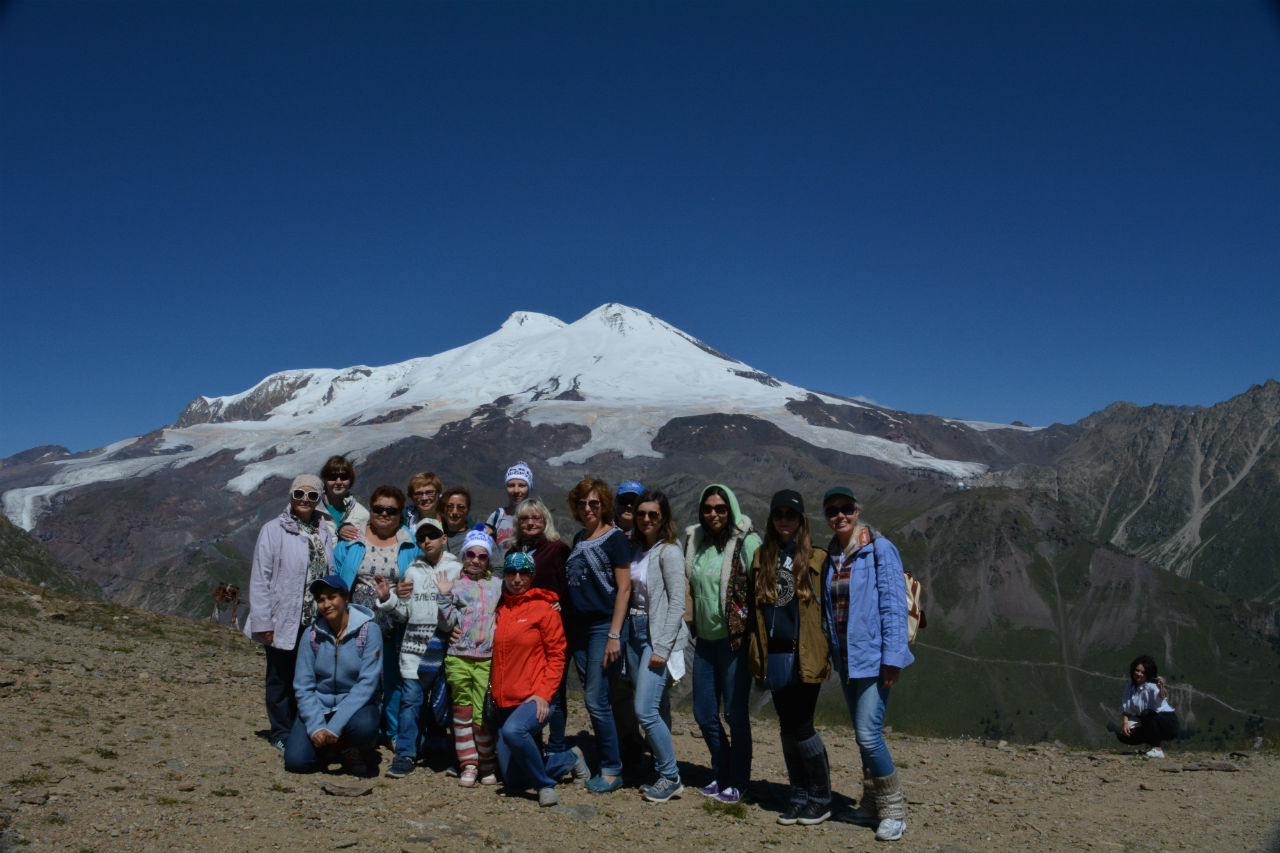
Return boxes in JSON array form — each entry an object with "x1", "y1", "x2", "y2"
[
  {"x1": 772, "y1": 508, "x2": 800, "y2": 521},
  {"x1": 575, "y1": 499, "x2": 602, "y2": 510},
  {"x1": 412, "y1": 489, "x2": 437, "y2": 499},
  {"x1": 324, "y1": 474, "x2": 351, "y2": 482},
  {"x1": 504, "y1": 566, "x2": 535, "y2": 575},
  {"x1": 464, "y1": 550, "x2": 491, "y2": 562},
  {"x1": 616, "y1": 495, "x2": 638, "y2": 507},
  {"x1": 823, "y1": 503, "x2": 857, "y2": 519},
  {"x1": 416, "y1": 527, "x2": 445, "y2": 542},
  {"x1": 700, "y1": 503, "x2": 729, "y2": 516},
  {"x1": 636, "y1": 510, "x2": 663, "y2": 522},
  {"x1": 291, "y1": 489, "x2": 321, "y2": 502},
  {"x1": 371, "y1": 505, "x2": 401, "y2": 516}
]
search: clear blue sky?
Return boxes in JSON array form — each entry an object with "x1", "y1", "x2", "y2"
[{"x1": 3, "y1": 0, "x2": 1278, "y2": 458}]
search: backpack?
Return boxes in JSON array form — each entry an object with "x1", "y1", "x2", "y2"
[{"x1": 865, "y1": 529, "x2": 926, "y2": 644}]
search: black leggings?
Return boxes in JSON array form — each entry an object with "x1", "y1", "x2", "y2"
[
  {"x1": 1116, "y1": 709, "x2": 1179, "y2": 746},
  {"x1": 771, "y1": 680, "x2": 821, "y2": 740}
]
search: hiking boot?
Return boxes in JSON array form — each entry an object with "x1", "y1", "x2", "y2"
[
  {"x1": 538, "y1": 787, "x2": 559, "y2": 807},
  {"x1": 642, "y1": 776, "x2": 683, "y2": 803},
  {"x1": 385, "y1": 756, "x2": 415, "y2": 778}
]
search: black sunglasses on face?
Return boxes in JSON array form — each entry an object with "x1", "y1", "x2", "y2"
[
  {"x1": 636, "y1": 510, "x2": 662, "y2": 521},
  {"x1": 291, "y1": 489, "x2": 321, "y2": 502},
  {"x1": 325, "y1": 475, "x2": 351, "y2": 482},
  {"x1": 503, "y1": 567, "x2": 535, "y2": 575},
  {"x1": 371, "y1": 505, "x2": 401, "y2": 516},
  {"x1": 772, "y1": 508, "x2": 800, "y2": 521},
  {"x1": 823, "y1": 503, "x2": 857, "y2": 519},
  {"x1": 616, "y1": 495, "x2": 638, "y2": 507},
  {"x1": 700, "y1": 503, "x2": 729, "y2": 516},
  {"x1": 416, "y1": 527, "x2": 445, "y2": 542}
]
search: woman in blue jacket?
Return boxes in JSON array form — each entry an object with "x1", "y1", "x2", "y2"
[
  {"x1": 285, "y1": 575, "x2": 384, "y2": 776},
  {"x1": 333, "y1": 484, "x2": 420, "y2": 745},
  {"x1": 820, "y1": 487, "x2": 913, "y2": 843}
]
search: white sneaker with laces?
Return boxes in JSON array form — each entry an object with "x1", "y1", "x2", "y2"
[
  {"x1": 1145, "y1": 747, "x2": 1165, "y2": 758},
  {"x1": 875, "y1": 817, "x2": 906, "y2": 841}
]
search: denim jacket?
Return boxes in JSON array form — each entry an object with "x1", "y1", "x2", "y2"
[{"x1": 822, "y1": 531, "x2": 914, "y2": 680}]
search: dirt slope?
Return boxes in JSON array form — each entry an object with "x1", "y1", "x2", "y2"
[{"x1": 2, "y1": 578, "x2": 1277, "y2": 853}]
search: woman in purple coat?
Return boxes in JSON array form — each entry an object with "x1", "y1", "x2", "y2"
[{"x1": 244, "y1": 474, "x2": 335, "y2": 750}]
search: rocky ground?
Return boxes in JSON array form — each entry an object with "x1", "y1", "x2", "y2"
[{"x1": 2, "y1": 577, "x2": 1278, "y2": 853}]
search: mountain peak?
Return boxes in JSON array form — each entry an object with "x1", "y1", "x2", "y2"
[{"x1": 499, "y1": 311, "x2": 565, "y2": 332}]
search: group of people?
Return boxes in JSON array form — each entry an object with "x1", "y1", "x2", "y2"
[{"x1": 244, "y1": 456, "x2": 915, "y2": 840}]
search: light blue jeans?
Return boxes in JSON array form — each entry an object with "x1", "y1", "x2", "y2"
[
  {"x1": 841, "y1": 675, "x2": 895, "y2": 777},
  {"x1": 692, "y1": 636, "x2": 752, "y2": 790},
  {"x1": 570, "y1": 618, "x2": 623, "y2": 777},
  {"x1": 625, "y1": 613, "x2": 678, "y2": 781},
  {"x1": 495, "y1": 701, "x2": 579, "y2": 791}
]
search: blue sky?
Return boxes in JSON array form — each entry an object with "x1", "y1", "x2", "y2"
[{"x1": 2, "y1": 0, "x2": 1278, "y2": 458}]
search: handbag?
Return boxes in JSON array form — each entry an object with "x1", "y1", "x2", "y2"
[{"x1": 764, "y1": 649, "x2": 797, "y2": 690}]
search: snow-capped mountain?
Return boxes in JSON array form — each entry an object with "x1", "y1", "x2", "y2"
[{"x1": 3, "y1": 303, "x2": 990, "y2": 530}]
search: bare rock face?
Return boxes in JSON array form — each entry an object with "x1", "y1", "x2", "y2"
[{"x1": 175, "y1": 372, "x2": 316, "y2": 426}]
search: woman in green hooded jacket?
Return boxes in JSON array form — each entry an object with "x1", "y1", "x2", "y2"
[{"x1": 683, "y1": 483, "x2": 761, "y2": 804}]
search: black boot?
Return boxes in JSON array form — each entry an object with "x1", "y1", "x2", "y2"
[
  {"x1": 794, "y1": 733, "x2": 831, "y2": 825},
  {"x1": 776, "y1": 734, "x2": 808, "y2": 825}
]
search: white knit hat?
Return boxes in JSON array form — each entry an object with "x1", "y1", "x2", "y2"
[{"x1": 505, "y1": 461, "x2": 533, "y2": 489}]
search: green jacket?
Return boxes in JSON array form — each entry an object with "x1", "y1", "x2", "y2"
[{"x1": 746, "y1": 546, "x2": 831, "y2": 684}]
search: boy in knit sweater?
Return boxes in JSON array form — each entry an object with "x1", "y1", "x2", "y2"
[{"x1": 382, "y1": 517, "x2": 461, "y2": 778}]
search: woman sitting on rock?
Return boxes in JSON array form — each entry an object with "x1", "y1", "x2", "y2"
[{"x1": 285, "y1": 575, "x2": 383, "y2": 776}]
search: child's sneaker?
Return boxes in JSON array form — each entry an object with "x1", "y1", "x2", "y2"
[{"x1": 386, "y1": 756, "x2": 415, "y2": 778}]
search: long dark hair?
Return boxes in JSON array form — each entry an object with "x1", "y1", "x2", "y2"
[
  {"x1": 630, "y1": 490, "x2": 678, "y2": 549},
  {"x1": 1129, "y1": 654, "x2": 1158, "y2": 686},
  {"x1": 698, "y1": 485, "x2": 735, "y2": 551},
  {"x1": 755, "y1": 508, "x2": 814, "y2": 606}
]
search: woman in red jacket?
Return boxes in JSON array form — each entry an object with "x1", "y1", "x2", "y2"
[{"x1": 490, "y1": 551, "x2": 589, "y2": 806}]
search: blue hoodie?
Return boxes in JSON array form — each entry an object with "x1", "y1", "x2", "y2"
[{"x1": 293, "y1": 603, "x2": 383, "y2": 738}]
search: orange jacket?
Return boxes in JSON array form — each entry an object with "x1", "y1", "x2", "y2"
[{"x1": 490, "y1": 587, "x2": 565, "y2": 708}]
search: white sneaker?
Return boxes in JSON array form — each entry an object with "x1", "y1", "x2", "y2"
[
  {"x1": 1145, "y1": 747, "x2": 1165, "y2": 759},
  {"x1": 875, "y1": 817, "x2": 906, "y2": 842}
]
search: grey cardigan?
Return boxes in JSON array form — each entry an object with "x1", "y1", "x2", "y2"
[{"x1": 633, "y1": 539, "x2": 689, "y2": 662}]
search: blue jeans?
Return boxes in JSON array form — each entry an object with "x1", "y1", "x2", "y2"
[
  {"x1": 545, "y1": 671, "x2": 568, "y2": 755},
  {"x1": 380, "y1": 623, "x2": 406, "y2": 743},
  {"x1": 570, "y1": 618, "x2": 622, "y2": 776},
  {"x1": 283, "y1": 702, "x2": 379, "y2": 773},
  {"x1": 394, "y1": 677, "x2": 426, "y2": 761},
  {"x1": 842, "y1": 676, "x2": 895, "y2": 777},
  {"x1": 692, "y1": 636, "x2": 752, "y2": 790},
  {"x1": 625, "y1": 613, "x2": 678, "y2": 781},
  {"x1": 494, "y1": 701, "x2": 579, "y2": 790}
]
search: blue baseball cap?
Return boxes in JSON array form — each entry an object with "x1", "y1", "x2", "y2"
[
  {"x1": 617, "y1": 480, "x2": 645, "y2": 496},
  {"x1": 309, "y1": 574, "x2": 349, "y2": 595}
]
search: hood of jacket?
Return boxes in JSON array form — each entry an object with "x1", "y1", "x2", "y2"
[
  {"x1": 310, "y1": 602, "x2": 376, "y2": 642},
  {"x1": 688, "y1": 483, "x2": 754, "y2": 541}
]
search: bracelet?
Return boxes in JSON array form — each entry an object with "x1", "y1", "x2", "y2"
[{"x1": 607, "y1": 633, "x2": 621, "y2": 640}]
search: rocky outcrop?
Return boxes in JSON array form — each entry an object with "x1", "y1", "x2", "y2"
[{"x1": 175, "y1": 372, "x2": 316, "y2": 426}]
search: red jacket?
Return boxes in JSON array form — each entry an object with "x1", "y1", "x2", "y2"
[{"x1": 490, "y1": 587, "x2": 565, "y2": 708}]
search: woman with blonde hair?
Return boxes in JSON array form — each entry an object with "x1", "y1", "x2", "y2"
[{"x1": 562, "y1": 478, "x2": 631, "y2": 793}]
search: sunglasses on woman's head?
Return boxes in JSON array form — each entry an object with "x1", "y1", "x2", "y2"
[
  {"x1": 464, "y1": 550, "x2": 490, "y2": 562},
  {"x1": 700, "y1": 503, "x2": 729, "y2": 516},
  {"x1": 291, "y1": 489, "x2": 321, "y2": 502},
  {"x1": 636, "y1": 510, "x2": 662, "y2": 522},
  {"x1": 823, "y1": 503, "x2": 857, "y2": 519},
  {"x1": 371, "y1": 505, "x2": 401, "y2": 516}
]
